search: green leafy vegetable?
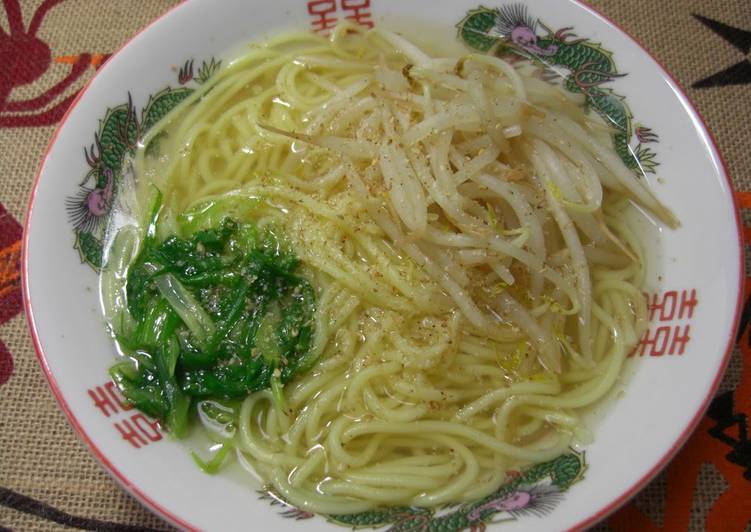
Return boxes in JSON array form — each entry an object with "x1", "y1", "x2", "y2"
[
  {"x1": 191, "y1": 443, "x2": 231, "y2": 474},
  {"x1": 110, "y1": 194, "x2": 316, "y2": 436}
]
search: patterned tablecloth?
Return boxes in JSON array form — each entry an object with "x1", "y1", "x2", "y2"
[{"x1": 1, "y1": 1, "x2": 749, "y2": 530}]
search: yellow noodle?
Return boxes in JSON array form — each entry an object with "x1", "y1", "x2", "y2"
[{"x1": 102, "y1": 23, "x2": 669, "y2": 513}]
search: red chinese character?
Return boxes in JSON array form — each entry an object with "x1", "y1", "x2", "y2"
[
  {"x1": 631, "y1": 323, "x2": 693, "y2": 358},
  {"x1": 114, "y1": 418, "x2": 147, "y2": 449},
  {"x1": 87, "y1": 386, "x2": 118, "y2": 417},
  {"x1": 658, "y1": 291, "x2": 678, "y2": 321},
  {"x1": 308, "y1": 0, "x2": 338, "y2": 33},
  {"x1": 341, "y1": 0, "x2": 373, "y2": 28},
  {"x1": 130, "y1": 413, "x2": 162, "y2": 443},
  {"x1": 668, "y1": 324, "x2": 691, "y2": 355},
  {"x1": 633, "y1": 326, "x2": 670, "y2": 357},
  {"x1": 105, "y1": 381, "x2": 132, "y2": 411},
  {"x1": 677, "y1": 289, "x2": 698, "y2": 320},
  {"x1": 646, "y1": 292, "x2": 675, "y2": 322},
  {"x1": 644, "y1": 289, "x2": 699, "y2": 323}
]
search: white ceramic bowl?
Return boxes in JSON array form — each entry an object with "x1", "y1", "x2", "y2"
[{"x1": 23, "y1": 0, "x2": 743, "y2": 530}]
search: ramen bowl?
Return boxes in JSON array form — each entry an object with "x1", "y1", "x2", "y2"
[{"x1": 23, "y1": 0, "x2": 742, "y2": 530}]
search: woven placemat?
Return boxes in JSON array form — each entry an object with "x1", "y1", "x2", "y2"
[{"x1": 1, "y1": 1, "x2": 749, "y2": 530}]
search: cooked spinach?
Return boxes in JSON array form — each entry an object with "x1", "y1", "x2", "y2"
[{"x1": 110, "y1": 193, "x2": 316, "y2": 437}]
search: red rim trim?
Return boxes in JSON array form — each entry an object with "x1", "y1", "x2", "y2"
[
  {"x1": 21, "y1": 2, "x2": 197, "y2": 531},
  {"x1": 568, "y1": 1, "x2": 745, "y2": 530},
  {"x1": 20, "y1": 2, "x2": 745, "y2": 531}
]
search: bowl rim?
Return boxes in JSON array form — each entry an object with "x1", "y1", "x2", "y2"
[{"x1": 20, "y1": 1, "x2": 745, "y2": 530}]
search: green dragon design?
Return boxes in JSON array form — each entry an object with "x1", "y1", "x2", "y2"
[
  {"x1": 457, "y1": 4, "x2": 659, "y2": 175},
  {"x1": 262, "y1": 451, "x2": 586, "y2": 531},
  {"x1": 66, "y1": 58, "x2": 221, "y2": 269}
]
